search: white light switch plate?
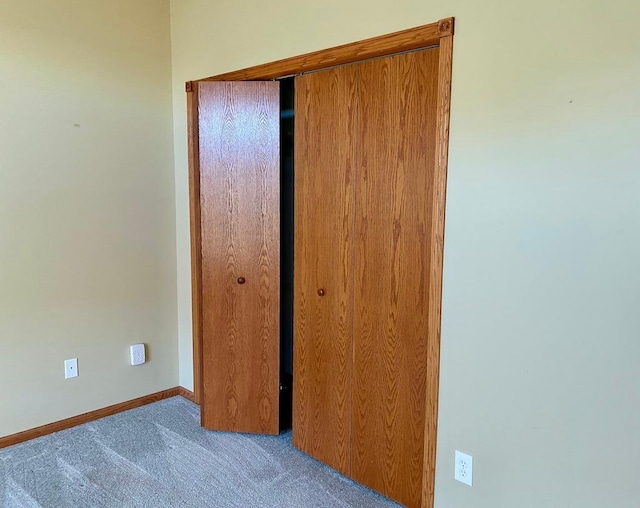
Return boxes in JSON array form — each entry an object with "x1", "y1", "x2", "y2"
[
  {"x1": 455, "y1": 450, "x2": 473, "y2": 486},
  {"x1": 130, "y1": 344, "x2": 146, "y2": 366},
  {"x1": 64, "y1": 358, "x2": 78, "y2": 379}
]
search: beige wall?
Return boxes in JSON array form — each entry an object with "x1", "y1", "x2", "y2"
[
  {"x1": 0, "y1": 0, "x2": 177, "y2": 437},
  {"x1": 170, "y1": 0, "x2": 640, "y2": 507}
]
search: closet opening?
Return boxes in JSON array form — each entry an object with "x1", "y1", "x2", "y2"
[
  {"x1": 189, "y1": 18, "x2": 454, "y2": 506},
  {"x1": 279, "y1": 76, "x2": 295, "y2": 432}
]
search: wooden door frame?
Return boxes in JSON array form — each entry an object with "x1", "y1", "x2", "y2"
[{"x1": 186, "y1": 17, "x2": 454, "y2": 508}]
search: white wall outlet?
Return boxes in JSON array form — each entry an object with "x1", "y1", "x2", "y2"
[
  {"x1": 455, "y1": 450, "x2": 473, "y2": 486},
  {"x1": 130, "y1": 344, "x2": 146, "y2": 366},
  {"x1": 64, "y1": 358, "x2": 78, "y2": 379}
]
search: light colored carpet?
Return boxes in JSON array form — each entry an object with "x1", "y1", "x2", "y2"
[{"x1": 0, "y1": 396, "x2": 400, "y2": 507}]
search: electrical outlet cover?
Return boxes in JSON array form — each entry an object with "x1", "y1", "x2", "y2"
[
  {"x1": 455, "y1": 450, "x2": 473, "y2": 486},
  {"x1": 64, "y1": 358, "x2": 78, "y2": 379},
  {"x1": 130, "y1": 344, "x2": 146, "y2": 366}
]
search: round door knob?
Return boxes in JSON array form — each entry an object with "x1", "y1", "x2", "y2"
[
  {"x1": 237, "y1": 277, "x2": 246, "y2": 285},
  {"x1": 317, "y1": 288, "x2": 325, "y2": 297}
]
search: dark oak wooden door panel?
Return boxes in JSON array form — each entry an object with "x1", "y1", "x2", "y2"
[
  {"x1": 293, "y1": 66, "x2": 357, "y2": 475},
  {"x1": 353, "y1": 49, "x2": 439, "y2": 507},
  {"x1": 199, "y1": 81, "x2": 280, "y2": 435}
]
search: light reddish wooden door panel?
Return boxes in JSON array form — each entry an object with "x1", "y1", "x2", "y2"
[
  {"x1": 293, "y1": 66, "x2": 357, "y2": 475},
  {"x1": 352, "y1": 48, "x2": 439, "y2": 508},
  {"x1": 199, "y1": 81, "x2": 280, "y2": 435}
]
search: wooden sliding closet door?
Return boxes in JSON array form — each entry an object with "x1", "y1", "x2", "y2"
[
  {"x1": 293, "y1": 66, "x2": 358, "y2": 475},
  {"x1": 353, "y1": 49, "x2": 440, "y2": 507},
  {"x1": 199, "y1": 82, "x2": 280, "y2": 435}
]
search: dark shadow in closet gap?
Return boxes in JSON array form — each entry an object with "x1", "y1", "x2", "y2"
[{"x1": 279, "y1": 76, "x2": 295, "y2": 432}]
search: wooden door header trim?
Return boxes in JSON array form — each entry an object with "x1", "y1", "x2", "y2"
[{"x1": 186, "y1": 17, "x2": 453, "y2": 87}]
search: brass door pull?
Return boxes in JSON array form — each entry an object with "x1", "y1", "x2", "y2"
[
  {"x1": 317, "y1": 288, "x2": 325, "y2": 296},
  {"x1": 237, "y1": 277, "x2": 246, "y2": 285}
]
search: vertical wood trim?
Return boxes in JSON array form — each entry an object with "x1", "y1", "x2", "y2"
[
  {"x1": 187, "y1": 82, "x2": 203, "y2": 406},
  {"x1": 422, "y1": 34, "x2": 454, "y2": 508}
]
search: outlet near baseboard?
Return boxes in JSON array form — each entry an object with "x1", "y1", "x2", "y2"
[{"x1": 455, "y1": 450, "x2": 473, "y2": 486}]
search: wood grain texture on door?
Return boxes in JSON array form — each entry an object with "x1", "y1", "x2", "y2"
[
  {"x1": 293, "y1": 66, "x2": 358, "y2": 475},
  {"x1": 353, "y1": 49, "x2": 439, "y2": 507},
  {"x1": 199, "y1": 81, "x2": 280, "y2": 435}
]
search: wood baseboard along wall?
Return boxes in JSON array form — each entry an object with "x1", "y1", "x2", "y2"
[
  {"x1": 0, "y1": 387, "x2": 197, "y2": 449},
  {"x1": 177, "y1": 386, "x2": 196, "y2": 403}
]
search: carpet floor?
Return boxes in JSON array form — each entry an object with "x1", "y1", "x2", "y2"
[{"x1": 0, "y1": 396, "x2": 400, "y2": 507}]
